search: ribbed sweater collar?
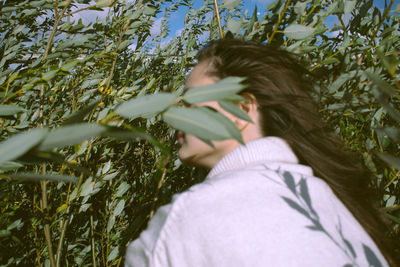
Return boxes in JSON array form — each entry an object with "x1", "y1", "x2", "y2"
[{"x1": 207, "y1": 137, "x2": 301, "y2": 179}]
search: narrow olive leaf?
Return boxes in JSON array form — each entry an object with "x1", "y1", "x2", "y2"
[
  {"x1": 115, "y1": 92, "x2": 177, "y2": 119},
  {"x1": 198, "y1": 107, "x2": 244, "y2": 144},
  {"x1": 0, "y1": 128, "x2": 48, "y2": 165},
  {"x1": 0, "y1": 161, "x2": 23, "y2": 173},
  {"x1": 39, "y1": 123, "x2": 106, "y2": 151},
  {"x1": 60, "y1": 60, "x2": 79, "y2": 72},
  {"x1": 367, "y1": 72, "x2": 400, "y2": 123},
  {"x1": 218, "y1": 100, "x2": 253, "y2": 122},
  {"x1": 162, "y1": 106, "x2": 231, "y2": 141},
  {"x1": 0, "y1": 104, "x2": 25, "y2": 116},
  {"x1": 63, "y1": 100, "x2": 100, "y2": 125},
  {"x1": 104, "y1": 126, "x2": 170, "y2": 156},
  {"x1": 183, "y1": 77, "x2": 246, "y2": 104},
  {"x1": 377, "y1": 153, "x2": 400, "y2": 170},
  {"x1": 284, "y1": 24, "x2": 315, "y2": 40},
  {"x1": 8, "y1": 173, "x2": 77, "y2": 183},
  {"x1": 344, "y1": 0, "x2": 356, "y2": 14},
  {"x1": 42, "y1": 70, "x2": 58, "y2": 81},
  {"x1": 95, "y1": 0, "x2": 113, "y2": 8},
  {"x1": 366, "y1": 71, "x2": 397, "y2": 96}
]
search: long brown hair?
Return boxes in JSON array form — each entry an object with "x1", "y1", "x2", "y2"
[{"x1": 197, "y1": 38, "x2": 399, "y2": 266}]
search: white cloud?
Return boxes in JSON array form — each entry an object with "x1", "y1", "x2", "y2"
[
  {"x1": 150, "y1": 17, "x2": 163, "y2": 37},
  {"x1": 175, "y1": 28, "x2": 184, "y2": 36},
  {"x1": 68, "y1": 3, "x2": 110, "y2": 24}
]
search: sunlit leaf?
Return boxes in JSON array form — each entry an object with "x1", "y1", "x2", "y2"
[
  {"x1": 162, "y1": 106, "x2": 232, "y2": 141},
  {"x1": 284, "y1": 24, "x2": 314, "y2": 40},
  {"x1": 8, "y1": 173, "x2": 77, "y2": 183},
  {"x1": 0, "y1": 104, "x2": 24, "y2": 116}
]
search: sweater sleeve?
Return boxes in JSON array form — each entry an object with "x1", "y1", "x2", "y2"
[{"x1": 124, "y1": 203, "x2": 172, "y2": 267}]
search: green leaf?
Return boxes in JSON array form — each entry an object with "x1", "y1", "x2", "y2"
[
  {"x1": 95, "y1": 0, "x2": 113, "y2": 8},
  {"x1": 227, "y1": 19, "x2": 242, "y2": 34},
  {"x1": 42, "y1": 70, "x2": 58, "y2": 81},
  {"x1": 162, "y1": 106, "x2": 232, "y2": 141},
  {"x1": 7, "y1": 219, "x2": 22, "y2": 231},
  {"x1": 113, "y1": 199, "x2": 125, "y2": 217},
  {"x1": 108, "y1": 246, "x2": 119, "y2": 262},
  {"x1": 344, "y1": 0, "x2": 356, "y2": 14},
  {"x1": 80, "y1": 178, "x2": 94, "y2": 197},
  {"x1": 143, "y1": 6, "x2": 156, "y2": 15},
  {"x1": 183, "y1": 77, "x2": 246, "y2": 104},
  {"x1": 115, "y1": 92, "x2": 177, "y2": 119},
  {"x1": 8, "y1": 173, "x2": 77, "y2": 183},
  {"x1": 115, "y1": 182, "x2": 130, "y2": 197},
  {"x1": 60, "y1": 60, "x2": 79, "y2": 72},
  {"x1": 118, "y1": 40, "x2": 132, "y2": 51},
  {"x1": 0, "y1": 128, "x2": 48, "y2": 165},
  {"x1": 0, "y1": 161, "x2": 23, "y2": 173},
  {"x1": 39, "y1": 123, "x2": 106, "y2": 151},
  {"x1": 267, "y1": 0, "x2": 279, "y2": 11},
  {"x1": 323, "y1": 57, "x2": 340, "y2": 64},
  {"x1": 199, "y1": 107, "x2": 244, "y2": 144},
  {"x1": 377, "y1": 153, "x2": 400, "y2": 170},
  {"x1": 218, "y1": 100, "x2": 252, "y2": 122},
  {"x1": 63, "y1": 100, "x2": 99, "y2": 125},
  {"x1": 0, "y1": 230, "x2": 11, "y2": 237},
  {"x1": 0, "y1": 104, "x2": 24, "y2": 116},
  {"x1": 284, "y1": 24, "x2": 315, "y2": 40},
  {"x1": 221, "y1": 0, "x2": 241, "y2": 9}
]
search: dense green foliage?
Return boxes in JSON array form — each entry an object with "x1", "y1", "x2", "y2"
[{"x1": 0, "y1": 0, "x2": 399, "y2": 265}]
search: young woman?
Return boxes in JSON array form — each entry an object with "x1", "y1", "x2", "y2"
[{"x1": 125, "y1": 39, "x2": 398, "y2": 266}]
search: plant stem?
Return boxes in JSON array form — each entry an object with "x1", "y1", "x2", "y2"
[
  {"x1": 149, "y1": 159, "x2": 168, "y2": 219},
  {"x1": 43, "y1": 0, "x2": 72, "y2": 62},
  {"x1": 106, "y1": 18, "x2": 132, "y2": 90},
  {"x1": 55, "y1": 218, "x2": 68, "y2": 267},
  {"x1": 90, "y1": 214, "x2": 97, "y2": 266},
  {"x1": 41, "y1": 179, "x2": 56, "y2": 267},
  {"x1": 213, "y1": 0, "x2": 224, "y2": 38},
  {"x1": 268, "y1": 0, "x2": 291, "y2": 44}
]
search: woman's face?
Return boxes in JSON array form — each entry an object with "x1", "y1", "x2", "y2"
[{"x1": 177, "y1": 61, "x2": 242, "y2": 169}]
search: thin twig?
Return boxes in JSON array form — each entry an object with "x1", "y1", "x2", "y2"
[
  {"x1": 41, "y1": 180, "x2": 56, "y2": 267},
  {"x1": 43, "y1": 0, "x2": 73, "y2": 62},
  {"x1": 213, "y1": 0, "x2": 224, "y2": 38},
  {"x1": 268, "y1": 0, "x2": 291, "y2": 44},
  {"x1": 55, "y1": 183, "x2": 72, "y2": 267},
  {"x1": 149, "y1": 159, "x2": 169, "y2": 219},
  {"x1": 90, "y1": 214, "x2": 97, "y2": 266},
  {"x1": 105, "y1": 18, "x2": 132, "y2": 90},
  {"x1": 55, "y1": 218, "x2": 68, "y2": 267}
]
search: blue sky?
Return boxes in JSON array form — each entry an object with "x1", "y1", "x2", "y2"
[
  {"x1": 71, "y1": 0, "x2": 399, "y2": 42},
  {"x1": 144, "y1": 0, "x2": 400, "y2": 43},
  {"x1": 150, "y1": 0, "x2": 399, "y2": 42}
]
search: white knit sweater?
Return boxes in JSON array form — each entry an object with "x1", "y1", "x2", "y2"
[{"x1": 125, "y1": 137, "x2": 388, "y2": 267}]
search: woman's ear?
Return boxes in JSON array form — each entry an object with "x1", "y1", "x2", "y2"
[{"x1": 235, "y1": 93, "x2": 259, "y2": 131}]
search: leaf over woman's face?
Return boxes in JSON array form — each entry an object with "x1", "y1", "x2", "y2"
[{"x1": 162, "y1": 106, "x2": 234, "y2": 141}]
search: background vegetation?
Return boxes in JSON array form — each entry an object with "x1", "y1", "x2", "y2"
[{"x1": 0, "y1": 0, "x2": 399, "y2": 266}]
